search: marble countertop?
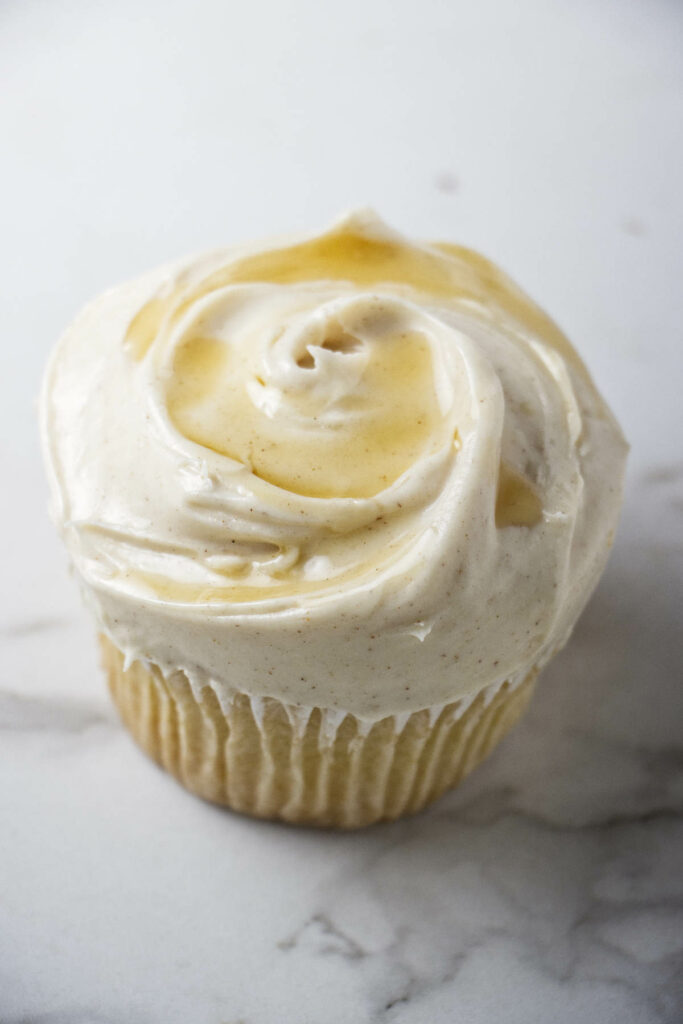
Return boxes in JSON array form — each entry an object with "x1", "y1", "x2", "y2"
[{"x1": 1, "y1": 0, "x2": 682, "y2": 1021}]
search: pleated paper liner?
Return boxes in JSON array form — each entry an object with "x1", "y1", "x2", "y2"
[{"x1": 101, "y1": 634, "x2": 536, "y2": 828}]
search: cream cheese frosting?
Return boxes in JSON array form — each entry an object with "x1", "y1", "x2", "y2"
[{"x1": 41, "y1": 211, "x2": 628, "y2": 718}]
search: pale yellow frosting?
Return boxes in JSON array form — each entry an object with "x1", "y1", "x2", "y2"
[{"x1": 41, "y1": 211, "x2": 627, "y2": 717}]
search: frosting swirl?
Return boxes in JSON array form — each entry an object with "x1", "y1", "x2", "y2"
[{"x1": 41, "y1": 211, "x2": 627, "y2": 716}]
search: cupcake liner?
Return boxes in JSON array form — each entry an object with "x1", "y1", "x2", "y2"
[{"x1": 101, "y1": 635, "x2": 537, "y2": 828}]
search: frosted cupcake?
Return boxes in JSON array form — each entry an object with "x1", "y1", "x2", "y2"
[{"x1": 41, "y1": 211, "x2": 627, "y2": 827}]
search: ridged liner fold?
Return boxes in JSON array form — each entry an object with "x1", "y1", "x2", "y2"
[{"x1": 101, "y1": 635, "x2": 536, "y2": 828}]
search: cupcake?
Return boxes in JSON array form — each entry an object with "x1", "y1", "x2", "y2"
[{"x1": 40, "y1": 211, "x2": 627, "y2": 827}]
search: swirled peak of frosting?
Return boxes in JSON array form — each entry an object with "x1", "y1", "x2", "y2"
[{"x1": 41, "y1": 211, "x2": 627, "y2": 716}]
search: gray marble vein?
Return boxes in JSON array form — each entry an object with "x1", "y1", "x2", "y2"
[
  {"x1": 271, "y1": 806, "x2": 683, "y2": 1022},
  {"x1": 2, "y1": 1014, "x2": 129, "y2": 1024},
  {"x1": 2, "y1": 0, "x2": 683, "y2": 1021},
  {"x1": 0, "y1": 690, "x2": 116, "y2": 735},
  {"x1": 0, "y1": 617, "x2": 72, "y2": 639}
]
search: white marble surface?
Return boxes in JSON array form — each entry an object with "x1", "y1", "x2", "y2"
[{"x1": 1, "y1": 0, "x2": 682, "y2": 1021}]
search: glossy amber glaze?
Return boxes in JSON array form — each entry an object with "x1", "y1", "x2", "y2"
[{"x1": 122, "y1": 223, "x2": 556, "y2": 604}]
